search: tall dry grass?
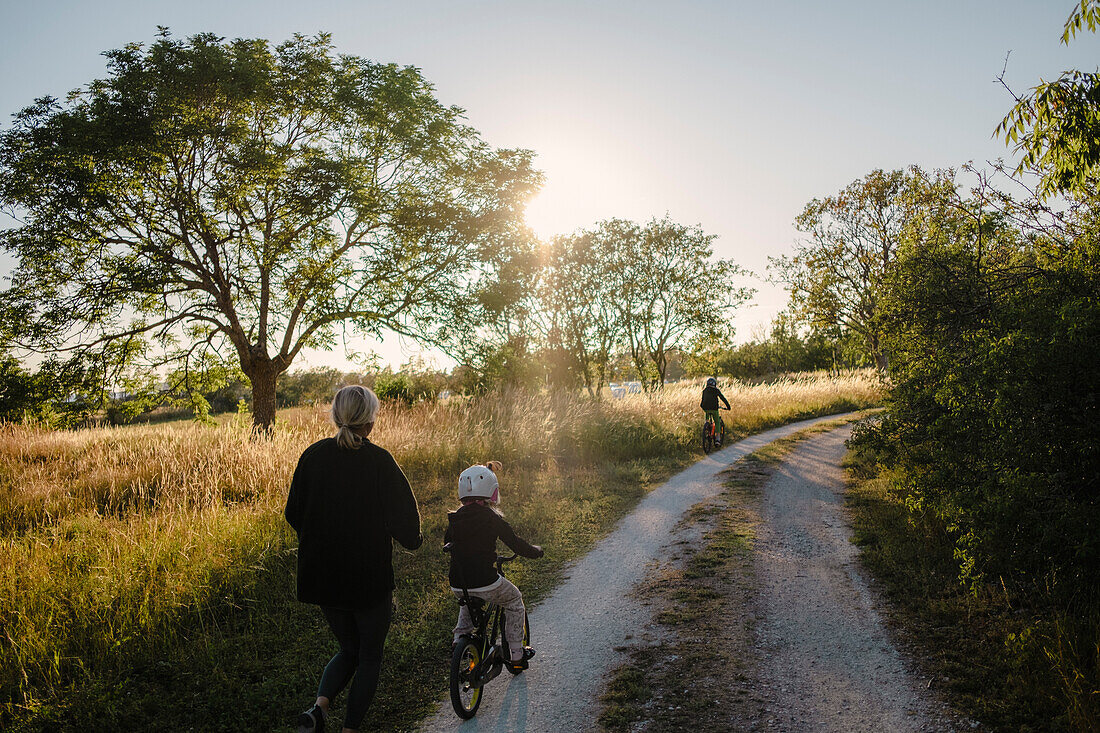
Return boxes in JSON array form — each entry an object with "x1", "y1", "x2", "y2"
[{"x1": 0, "y1": 371, "x2": 881, "y2": 727}]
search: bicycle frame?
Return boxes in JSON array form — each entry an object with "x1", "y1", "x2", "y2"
[
  {"x1": 457, "y1": 593, "x2": 507, "y2": 686},
  {"x1": 702, "y1": 408, "x2": 728, "y2": 453},
  {"x1": 450, "y1": 551, "x2": 517, "y2": 687},
  {"x1": 702, "y1": 415, "x2": 716, "y2": 453}
]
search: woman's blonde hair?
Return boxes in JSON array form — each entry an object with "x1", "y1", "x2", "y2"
[{"x1": 332, "y1": 385, "x2": 380, "y2": 450}]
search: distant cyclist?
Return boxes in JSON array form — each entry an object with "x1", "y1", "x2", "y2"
[{"x1": 700, "y1": 377, "x2": 731, "y2": 445}]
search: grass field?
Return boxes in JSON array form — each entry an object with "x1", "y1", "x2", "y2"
[{"x1": 0, "y1": 372, "x2": 881, "y2": 731}]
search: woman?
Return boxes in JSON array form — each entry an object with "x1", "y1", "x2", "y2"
[{"x1": 285, "y1": 385, "x2": 422, "y2": 733}]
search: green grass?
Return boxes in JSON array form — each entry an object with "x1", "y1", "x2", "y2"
[
  {"x1": 1, "y1": 374, "x2": 882, "y2": 731},
  {"x1": 599, "y1": 664, "x2": 651, "y2": 731}
]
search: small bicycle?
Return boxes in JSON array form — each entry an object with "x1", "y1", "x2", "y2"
[
  {"x1": 444, "y1": 547, "x2": 532, "y2": 720},
  {"x1": 702, "y1": 407, "x2": 730, "y2": 453}
]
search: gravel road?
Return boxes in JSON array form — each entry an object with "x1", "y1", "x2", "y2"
[
  {"x1": 745, "y1": 425, "x2": 955, "y2": 731},
  {"x1": 417, "y1": 414, "x2": 855, "y2": 733}
]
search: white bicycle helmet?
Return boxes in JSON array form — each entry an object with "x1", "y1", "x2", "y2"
[{"x1": 458, "y1": 464, "x2": 500, "y2": 503}]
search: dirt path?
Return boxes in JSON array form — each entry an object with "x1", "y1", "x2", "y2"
[
  {"x1": 417, "y1": 414, "x2": 857, "y2": 732},
  {"x1": 747, "y1": 426, "x2": 952, "y2": 731},
  {"x1": 594, "y1": 423, "x2": 958, "y2": 732}
]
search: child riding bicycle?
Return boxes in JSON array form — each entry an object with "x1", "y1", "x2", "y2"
[
  {"x1": 445, "y1": 461, "x2": 543, "y2": 671},
  {"x1": 700, "y1": 377, "x2": 731, "y2": 445}
]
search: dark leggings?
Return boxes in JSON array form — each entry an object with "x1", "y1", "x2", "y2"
[{"x1": 318, "y1": 595, "x2": 392, "y2": 730}]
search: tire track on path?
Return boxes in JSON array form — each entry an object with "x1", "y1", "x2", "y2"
[
  {"x1": 418, "y1": 413, "x2": 856, "y2": 733},
  {"x1": 747, "y1": 426, "x2": 953, "y2": 731}
]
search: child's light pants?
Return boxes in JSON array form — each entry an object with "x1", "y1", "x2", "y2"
[{"x1": 452, "y1": 576, "x2": 527, "y2": 660}]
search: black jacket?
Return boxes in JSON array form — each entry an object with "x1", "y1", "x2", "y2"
[
  {"x1": 445, "y1": 502, "x2": 543, "y2": 589},
  {"x1": 285, "y1": 437, "x2": 422, "y2": 609},
  {"x1": 700, "y1": 385, "x2": 731, "y2": 411}
]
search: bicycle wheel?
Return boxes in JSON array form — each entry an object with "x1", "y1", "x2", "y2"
[
  {"x1": 702, "y1": 424, "x2": 713, "y2": 453},
  {"x1": 450, "y1": 637, "x2": 483, "y2": 719},
  {"x1": 502, "y1": 612, "x2": 531, "y2": 675}
]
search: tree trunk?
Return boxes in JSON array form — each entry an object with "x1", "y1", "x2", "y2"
[
  {"x1": 654, "y1": 349, "x2": 668, "y2": 390},
  {"x1": 246, "y1": 360, "x2": 280, "y2": 433},
  {"x1": 868, "y1": 333, "x2": 889, "y2": 371},
  {"x1": 630, "y1": 348, "x2": 652, "y2": 393}
]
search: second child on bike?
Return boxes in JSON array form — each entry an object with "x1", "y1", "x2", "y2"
[
  {"x1": 445, "y1": 461, "x2": 544, "y2": 671},
  {"x1": 700, "y1": 377, "x2": 731, "y2": 445}
]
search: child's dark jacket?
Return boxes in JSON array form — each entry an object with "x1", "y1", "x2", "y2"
[
  {"x1": 700, "y1": 385, "x2": 731, "y2": 411},
  {"x1": 445, "y1": 502, "x2": 542, "y2": 589}
]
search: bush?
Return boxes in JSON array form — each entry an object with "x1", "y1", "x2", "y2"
[
  {"x1": 865, "y1": 192, "x2": 1100, "y2": 728},
  {"x1": 876, "y1": 228, "x2": 1100, "y2": 595},
  {"x1": 373, "y1": 371, "x2": 413, "y2": 404}
]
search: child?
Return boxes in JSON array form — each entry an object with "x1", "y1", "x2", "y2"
[
  {"x1": 444, "y1": 461, "x2": 544, "y2": 670},
  {"x1": 700, "y1": 377, "x2": 731, "y2": 444}
]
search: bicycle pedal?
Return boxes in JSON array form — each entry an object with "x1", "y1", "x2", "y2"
[{"x1": 523, "y1": 646, "x2": 535, "y2": 660}]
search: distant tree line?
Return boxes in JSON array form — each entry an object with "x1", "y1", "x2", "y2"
[{"x1": 0, "y1": 309, "x2": 868, "y2": 427}]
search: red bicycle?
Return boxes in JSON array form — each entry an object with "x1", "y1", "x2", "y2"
[{"x1": 702, "y1": 408, "x2": 729, "y2": 453}]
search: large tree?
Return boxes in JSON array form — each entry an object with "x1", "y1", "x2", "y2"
[
  {"x1": 770, "y1": 168, "x2": 948, "y2": 370},
  {"x1": 0, "y1": 31, "x2": 541, "y2": 429},
  {"x1": 537, "y1": 231, "x2": 619, "y2": 396},
  {"x1": 597, "y1": 217, "x2": 750, "y2": 391}
]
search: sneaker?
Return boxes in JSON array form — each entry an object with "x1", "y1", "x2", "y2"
[
  {"x1": 505, "y1": 646, "x2": 536, "y2": 671},
  {"x1": 297, "y1": 704, "x2": 326, "y2": 733}
]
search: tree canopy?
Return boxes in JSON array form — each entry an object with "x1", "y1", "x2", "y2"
[
  {"x1": 602, "y1": 217, "x2": 750, "y2": 390},
  {"x1": 535, "y1": 217, "x2": 750, "y2": 394},
  {"x1": 997, "y1": 0, "x2": 1100, "y2": 197},
  {"x1": 538, "y1": 229, "x2": 619, "y2": 396},
  {"x1": 770, "y1": 168, "x2": 947, "y2": 370},
  {"x1": 0, "y1": 31, "x2": 541, "y2": 428}
]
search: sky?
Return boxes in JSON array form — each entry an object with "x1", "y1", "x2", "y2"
[{"x1": 2, "y1": 0, "x2": 1098, "y2": 372}]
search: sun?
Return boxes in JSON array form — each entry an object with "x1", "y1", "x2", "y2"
[{"x1": 523, "y1": 189, "x2": 568, "y2": 241}]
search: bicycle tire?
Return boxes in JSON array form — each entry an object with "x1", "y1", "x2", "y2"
[{"x1": 450, "y1": 637, "x2": 483, "y2": 719}]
